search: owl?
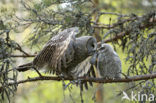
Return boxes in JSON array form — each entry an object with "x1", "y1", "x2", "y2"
[
  {"x1": 72, "y1": 43, "x2": 122, "y2": 89},
  {"x1": 96, "y1": 43, "x2": 122, "y2": 79},
  {"x1": 17, "y1": 27, "x2": 97, "y2": 78}
]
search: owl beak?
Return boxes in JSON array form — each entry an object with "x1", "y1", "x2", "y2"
[
  {"x1": 90, "y1": 52, "x2": 97, "y2": 65},
  {"x1": 88, "y1": 50, "x2": 94, "y2": 55},
  {"x1": 88, "y1": 48, "x2": 97, "y2": 55},
  {"x1": 98, "y1": 47, "x2": 104, "y2": 50}
]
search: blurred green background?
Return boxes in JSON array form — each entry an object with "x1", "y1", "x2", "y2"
[{"x1": 0, "y1": 0, "x2": 155, "y2": 103}]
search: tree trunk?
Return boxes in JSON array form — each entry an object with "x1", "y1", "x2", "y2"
[{"x1": 92, "y1": 0, "x2": 103, "y2": 103}]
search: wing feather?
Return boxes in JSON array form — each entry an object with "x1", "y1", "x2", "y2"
[
  {"x1": 33, "y1": 27, "x2": 79, "y2": 74},
  {"x1": 71, "y1": 56, "x2": 92, "y2": 77}
]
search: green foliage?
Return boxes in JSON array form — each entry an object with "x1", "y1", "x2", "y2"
[{"x1": 0, "y1": 0, "x2": 156, "y2": 103}]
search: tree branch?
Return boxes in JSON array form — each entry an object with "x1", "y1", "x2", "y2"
[
  {"x1": 14, "y1": 43, "x2": 30, "y2": 56},
  {"x1": 0, "y1": 73, "x2": 155, "y2": 90},
  {"x1": 9, "y1": 13, "x2": 156, "y2": 58},
  {"x1": 92, "y1": 17, "x2": 137, "y2": 29},
  {"x1": 102, "y1": 16, "x2": 156, "y2": 43}
]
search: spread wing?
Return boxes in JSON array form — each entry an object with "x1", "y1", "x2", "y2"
[
  {"x1": 33, "y1": 27, "x2": 79, "y2": 74},
  {"x1": 71, "y1": 56, "x2": 92, "y2": 77},
  {"x1": 71, "y1": 55, "x2": 97, "y2": 78},
  {"x1": 71, "y1": 56, "x2": 97, "y2": 90}
]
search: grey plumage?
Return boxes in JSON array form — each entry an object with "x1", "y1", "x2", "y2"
[
  {"x1": 71, "y1": 56, "x2": 97, "y2": 90},
  {"x1": 17, "y1": 27, "x2": 97, "y2": 78},
  {"x1": 96, "y1": 43, "x2": 122, "y2": 79},
  {"x1": 71, "y1": 56, "x2": 92, "y2": 77}
]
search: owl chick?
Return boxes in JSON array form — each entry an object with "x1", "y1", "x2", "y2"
[{"x1": 97, "y1": 44, "x2": 122, "y2": 79}]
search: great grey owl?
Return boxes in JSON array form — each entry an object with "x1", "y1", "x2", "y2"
[
  {"x1": 17, "y1": 27, "x2": 97, "y2": 78},
  {"x1": 96, "y1": 43, "x2": 122, "y2": 79}
]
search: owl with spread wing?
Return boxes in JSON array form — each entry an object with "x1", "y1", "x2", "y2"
[{"x1": 17, "y1": 27, "x2": 97, "y2": 78}]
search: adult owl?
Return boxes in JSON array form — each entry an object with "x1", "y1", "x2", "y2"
[
  {"x1": 96, "y1": 43, "x2": 122, "y2": 79},
  {"x1": 17, "y1": 27, "x2": 97, "y2": 78}
]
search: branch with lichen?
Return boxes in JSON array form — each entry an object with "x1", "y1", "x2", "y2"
[{"x1": 0, "y1": 73, "x2": 156, "y2": 92}]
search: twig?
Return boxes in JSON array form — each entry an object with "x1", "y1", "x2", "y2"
[
  {"x1": 99, "y1": 12, "x2": 129, "y2": 17},
  {"x1": 15, "y1": 44, "x2": 30, "y2": 56},
  {"x1": 10, "y1": 54, "x2": 35, "y2": 57},
  {"x1": 92, "y1": 16, "x2": 137, "y2": 29},
  {"x1": 98, "y1": 15, "x2": 156, "y2": 43}
]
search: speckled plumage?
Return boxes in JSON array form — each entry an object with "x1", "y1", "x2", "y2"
[{"x1": 18, "y1": 27, "x2": 97, "y2": 78}]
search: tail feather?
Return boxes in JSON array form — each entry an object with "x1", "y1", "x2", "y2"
[
  {"x1": 84, "y1": 82, "x2": 88, "y2": 90},
  {"x1": 16, "y1": 62, "x2": 33, "y2": 72}
]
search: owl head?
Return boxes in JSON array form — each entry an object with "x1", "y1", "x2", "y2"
[
  {"x1": 86, "y1": 37, "x2": 97, "y2": 55},
  {"x1": 99, "y1": 44, "x2": 116, "y2": 54},
  {"x1": 75, "y1": 36, "x2": 97, "y2": 57}
]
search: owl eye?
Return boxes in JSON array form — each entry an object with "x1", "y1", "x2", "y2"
[
  {"x1": 92, "y1": 44, "x2": 95, "y2": 48},
  {"x1": 99, "y1": 46, "x2": 105, "y2": 50},
  {"x1": 102, "y1": 47, "x2": 106, "y2": 49}
]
